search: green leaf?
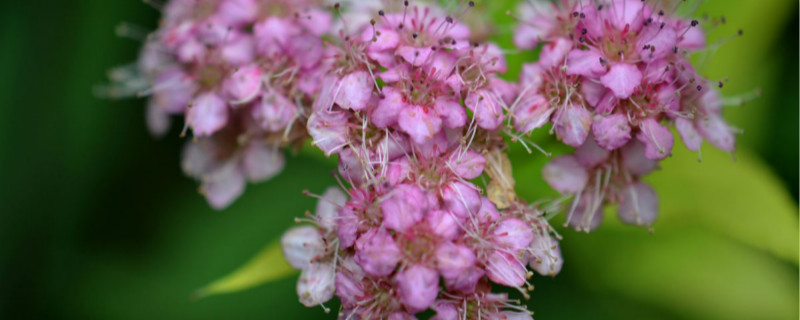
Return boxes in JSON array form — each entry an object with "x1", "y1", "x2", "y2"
[
  {"x1": 193, "y1": 240, "x2": 296, "y2": 299},
  {"x1": 546, "y1": 143, "x2": 799, "y2": 319},
  {"x1": 645, "y1": 144, "x2": 799, "y2": 264},
  {"x1": 510, "y1": 137, "x2": 798, "y2": 318},
  {"x1": 693, "y1": 0, "x2": 796, "y2": 147},
  {"x1": 562, "y1": 226, "x2": 799, "y2": 320}
]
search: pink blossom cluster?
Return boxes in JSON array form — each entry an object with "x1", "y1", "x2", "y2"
[
  {"x1": 280, "y1": 2, "x2": 564, "y2": 318},
  {"x1": 119, "y1": 0, "x2": 337, "y2": 209},
  {"x1": 109, "y1": 0, "x2": 739, "y2": 317},
  {"x1": 511, "y1": 0, "x2": 737, "y2": 231}
]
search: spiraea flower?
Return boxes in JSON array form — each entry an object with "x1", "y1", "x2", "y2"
[
  {"x1": 513, "y1": 0, "x2": 740, "y2": 231},
  {"x1": 282, "y1": 1, "x2": 570, "y2": 318},
  {"x1": 105, "y1": 0, "x2": 337, "y2": 209},
  {"x1": 107, "y1": 0, "x2": 742, "y2": 318}
]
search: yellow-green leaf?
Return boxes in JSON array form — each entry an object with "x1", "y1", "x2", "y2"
[
  {"x1": 695, "y1": 0, "x2": 796, "y2": 146},
  {"x1": 549, "y1": 143, "x2": 799, "y2": 319},
  {"x1": 646, "y1": 144, "x2": 799, "y2": 264},
  {"x1": 193, "y1": 240, "x2": 296, "y2": 299},
  {"x1": 563, "y1": 226, "x2": 799, "y2": 320}
]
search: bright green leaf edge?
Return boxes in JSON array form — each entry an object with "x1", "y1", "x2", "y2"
[{"x1": 193, "y1": 240, "x2": 296, "y2": 300}]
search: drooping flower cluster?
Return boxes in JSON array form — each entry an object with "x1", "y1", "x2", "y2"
[
  {"x1": 511, "y1": 0, "x2": 738, "y2": 231},
  {"x1": 280, "y1": 2, "x2": 567, "y2": 318},
  {"x1": 108, "y1": 0, "x2": 741, "y2": 318},
  {"x1": 107, "y1": 0, "x2": 337, "y2": 209}
]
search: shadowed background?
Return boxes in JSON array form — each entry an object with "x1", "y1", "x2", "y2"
[{"x1": 0, "y1": 0, "x2": 797, "y2": 319}]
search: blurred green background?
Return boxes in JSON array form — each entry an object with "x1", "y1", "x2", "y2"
[{"x1": 0, "y1": 0, "x2": 797, "y2": 319}]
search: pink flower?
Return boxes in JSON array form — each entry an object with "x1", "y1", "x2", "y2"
[
  {"x1": 485, "y1": 251, "x2": 527, "y2": 287},
  {"x1": 371, "y1": 86, "x2": 406, "y2": 128},
  {"x1": 187, "y1": 92, "x2": 228, "y2": 136},
  {"x1": 427, "y1": 210, "x2": 461, "y2": 240},
  {"x1": 553, "y1": 104, "x2": 592, "y2": 147},
  {"x1": 381, "y1": 184, "x2": 428, "y2": 232},
  {"x1": 537, "y1": 38, "x2": 572, "y2": 69},
  {"x1": 315, "y1": 187, "x2": 348, "y2": 232},
  {"x1": 528, "y1": 234, "x2": 563, "y2": 276},
  {"x1": 223, "y1": 64, "x2": 262, "y2": 104},
  {"x1": 513, "y1": 93, "x2": 553, "y2": 133},
  {"x1": 395, "y1": 265, "x2": 439, "y2": 312},
  {"x1": 435, "y1": 242, "x2": 476, "y2": 280},
  {"x1": 567, "y1": 193, "x2": 604, "y2": 232},
  {"x1": 296, "y1": 262, "x2": 335, "y2": 307},
  {"x1": 493, "y1": 218, "x2": 534, "y2": 252},
  {"x1": 281, "y1": 226, "x2": 324, "y2": 270},
  {"x1": 441, "y1": 181, "x2": 482, "y2": 219},
  {"x1": 355, "y1": 228, "x2": 401, "y2": 277},
  {"x1": 181, "y1": 135, "x2": 284, "y2": 209},
  {"x1": 636, "y1": 118, "x2": 674, "y2": 160},
  {"x1": 307, "y1": 110, "x2": 349, "y2": 156},
  {"x1": 621, "y1": 140, "x2": 659, "y2": 176},
  {"x1": 600, "y1": 64, "x2": 643, "y2": 99},
  {"x1": 465, "y1": 90, "x2": 505, "y2": 130},
  {"x1": 574, "y1": 135, "x2": 610, "y2": 167},
  {"x1": 335, "y1": 71, "x2": 373, "y2": 111},
  {"x1": 566, "y1": 48, "x2": 606, "y2": 78},
  {"x1": 251, "y1": 89, "x2": 297, "y2": 132},
  {"x1": 512, "y1": 0, "x2": 567, "y2": 49},
  {"x1": 443, "y1": 266, "x2": 484, "y2": 294},
  {"x1": 542, "y1": 155, "x2": 589, "y2": 194},
  {"x1": 446, "y1": 150, "x2": 487, "y2": 180},
  {"x1": 617, "y1": 182, "x2": 658, "y2": 227},
  {"x1": 398, "y1": 104, "x2": 444, "y2": 144},
  {"x1": 592, "y1": 113, "x2": 632, "y2": 150}
]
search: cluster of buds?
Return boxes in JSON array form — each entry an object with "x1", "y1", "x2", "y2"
[
  {"x1": 280, "y1": 1, "x2": 568, "y2": 318},
  {"x1": 109, "y1": 0, "x2": 740, "y2": 318},
  {"x1": 106, "y1": 0, "x2": 338, "y2": 209},
  {"x1": 511, "y1": 0, "x2": 738, "y2": 231}
]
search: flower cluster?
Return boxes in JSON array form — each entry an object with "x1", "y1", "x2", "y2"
[
  {"x1": 512, "y1": 0, "x2": 737, "y2": 231},
  {"x1": 280, "y1": 2, "x2": 567, "y2": 318},
  {"x1": 109, "y1": 0, "x2": 337, "y2": 209},
  {"x1": 110, "y1": 0, "x2": 740, "y2": 318}
]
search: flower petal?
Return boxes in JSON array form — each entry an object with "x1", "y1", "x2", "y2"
[
  {"x1": 542, "y1": 155, "x2": 589, "y2": 194},
  {"x1": 600, "y1": 63, "x2": 642, "y2": 99}
]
